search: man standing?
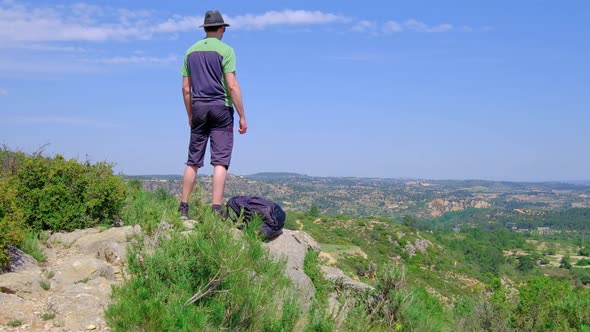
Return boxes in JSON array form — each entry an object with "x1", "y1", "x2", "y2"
[{"x1": 179, "y1": 10, "x2": 247, "y2": 219}]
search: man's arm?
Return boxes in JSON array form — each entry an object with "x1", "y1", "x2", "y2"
[
  {"x1": 182, "y1": 76, "x2": 192, "y2": 127},
  {"x1": 224, "y1": 72, "x2": 247, "y2": 134}
]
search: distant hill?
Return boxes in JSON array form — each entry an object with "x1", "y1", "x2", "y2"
[
  {"x1": 245, "y1": 172, "x2": 313, "y2": 181},
  {"x1": 132, "y1": 172, "x2": 590, "y2": 220}
]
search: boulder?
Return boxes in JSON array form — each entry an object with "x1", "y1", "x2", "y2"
[
  {"x1": 0, "y1": 293, "x2": 45, "y2": 328},
  {"x1": 0, "y1": 270, "x2": 44, "y2": 301},
  {"x1": 0, "y1": 245, "x2": 39, "y2": 274},
  {"x1": 262, "y1": 229, "x2": 320, "y2": 312},
  {"x1": 52, "y1": 257, "x2": 115, "y2": 288},
  {"x1": 46, "y1": 278, "x2": 112, "y2": 331},
  {"x1": 47, "y1": 228, "x2": 101, "y2": 249},
  {"x1": 320, "y1": 266, "x2": 374, "y2": 292}
]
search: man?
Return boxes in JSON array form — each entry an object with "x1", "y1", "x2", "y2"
[{"x1": 179, "y1": 10, "x2": 247, "y2": 219}]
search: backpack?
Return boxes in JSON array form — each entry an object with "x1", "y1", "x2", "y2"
[{"x1": 226, "y1": 196, "x2": 285, "y2": 240}]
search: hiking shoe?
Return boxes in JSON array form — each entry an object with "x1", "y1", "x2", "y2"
[{"x1": 178, "y1": 203, "x2": 189, "y2": 220}]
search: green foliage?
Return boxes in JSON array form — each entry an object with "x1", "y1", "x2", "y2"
[
  {"x1": 305, "y1": 300, "x2": 335, "y2": 332},
  {"x1": 304, "y1": 250, "x2": 332, "y2": 305},
  {"x1": 516, "y1": 255, "x2": 536, "y2": 273},
  {"x1": 106, "y1": 209, "x2": 300, "y2": 331},
  {"x1": 303, "y1": 250, "x2": 336, "y2": 331},
  {"x1": 308, "y1": 203, "x2": 320, "y2": 217},
  {"x1": 120, "y1": 184, "x2": 180, "y2": 234},
  {"x1": 579, "y1": 247, "x2": 590, "y2": 256},
  {"x1": 402, "y1": 215, "x2": 417, "y2": 229},
  {"x1": 513, "y1": 276, "x2": 590, "y2": 331},
  {"x1": 19, "y1": 231, "x2": 47, "y2": 263},
  {"x1": 0, "y1": 177, "x2": 26, "y2": 266},
  {"x1": 560, "y1": 255, "x2": 572, "y2": 269},
  {"x1": 575, "y1": 258, "x2": 590, "y2": 266},
  {"x1": 1, "y1": 148, "x2": 125, "y2": 266},
  {"x1": 7, "y1": 320, "x2": 22, "y2": 327},
  {"x1": 343, "y1": 264, "x2": 446, "y2": 332},
  {"x1": 41, "y1": 312, "x2": 55, "y2": 321},
  {"x1": 15, "y1": 155, "x2": 126, "y2": 231},
  {"x1": 39, "y1": 279, "x2": 51, "y2": 291}
]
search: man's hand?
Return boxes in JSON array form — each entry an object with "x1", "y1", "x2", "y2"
[{"x1": 239, "y1": 117, "x2": 247, "y2": 134}]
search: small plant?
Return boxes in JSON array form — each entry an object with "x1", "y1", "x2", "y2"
[
  {"x1": 41, "y1": 312, "x2": 55, "y2": 321},
  {"x1": 19, "y1": 231, "x2": 47, "y2": 263},
  {"x1": 45, "y1": 270, "x2": 55, "y2": 279},
  {"x1": 7, "y1": 319, "x2": 22, "y2": 327},
  {"x1": 39, "y1": 280, "x2": 51, "y2": 291},
  {"x1": 75, "y1": 278, "x2": 90, "y2": 284}
]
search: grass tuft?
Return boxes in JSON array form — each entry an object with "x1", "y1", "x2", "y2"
[{"x1": 106, "y1": 207, "x2": 300, "y2": 331}]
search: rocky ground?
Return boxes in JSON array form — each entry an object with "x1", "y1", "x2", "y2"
[
  {"x1": 1, "y1": 224, "x2": 368, "y2": 332},
  {"x1": 0, "y1": 226, "x2": 140, "y2": 332}
]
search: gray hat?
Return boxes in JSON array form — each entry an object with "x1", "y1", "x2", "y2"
[{"x1": 199, "y1": 10, "x2": 230, "y2": 28}]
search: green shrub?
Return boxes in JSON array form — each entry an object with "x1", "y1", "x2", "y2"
[
  {"x1": 15, "y1": 154, "x2": 125, "y2": 231},
  {"x1": 0, "y1": 177, "x2": 26, "y2": 266},
  {"x1": 19, "y1": 231, "x2": 47, "y2": 263},
  {"x1": 106, "y1": 209, "x2": 300, "y2": 331},
  {"x1": 7, "y1": 320, "x2": 22, "y2": 327},
  {"x1": 120, "y1": 184, "x2": 180, "y2": 234},
  {"x1": 513, "y1": 276, "x2": 590, "y2": 331},
  {"x1": 303, "y1": 250, "x2": 336, "y2": 331},
  {"x1": 576, "y1": 259, "x2": 590, "y2": 267}
]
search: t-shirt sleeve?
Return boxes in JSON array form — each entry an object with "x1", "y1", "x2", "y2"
[
  {"x1": 180, "y1": 55, "x2": 190, "y2": 76},
  {"x1": 222, "y1": 47, "x2": 236, "y2": 73}
]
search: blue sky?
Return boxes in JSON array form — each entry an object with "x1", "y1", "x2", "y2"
[{"x1": 0, "y1": 0, "x2": 588, "y2": 181}]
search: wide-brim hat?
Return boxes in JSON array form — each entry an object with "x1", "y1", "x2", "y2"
[{"x1": 199, "y1": 10, "x2": 230, "y2": 28}]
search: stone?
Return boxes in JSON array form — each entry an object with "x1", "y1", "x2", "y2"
[
  {"x1": 52, "y1": 257, "x2": 115, "y2": 287},
  {"x1": 0, "y1": 270, "x2": 44, "y2": 300},
  {"x1": 263, "y1": 229, "x2": 319, "y2": 312},
  {"x1": 0, "y1": 246, "x2": 39, "y2": 274},
  {"x1": 47, "y1": 229, "x2": 100, "y2": 249},
  {"x1": 320, "y1": 266, "x2": 374, "y2": 292}
]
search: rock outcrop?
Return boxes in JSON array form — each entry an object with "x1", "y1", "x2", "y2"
[
  {"x1": 0, "y1": 226, "x2": 140, "y2": 332},
  {"x1": 1, "y1": 224, "x2": 370, "y2": 331}
]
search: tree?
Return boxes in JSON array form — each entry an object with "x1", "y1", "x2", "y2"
[
  {"x1": 517, "y1": 255, "x2": 536, "y2": 273},
  {"x1": 402, "y1": 215, "x2": 417, "y2": 229},
  {"x1": 560, "y1": 255, "x2": 572, "y2": 270},
  {"x1": 308, "y1": 203, "x2": 319, "y2": 217}
]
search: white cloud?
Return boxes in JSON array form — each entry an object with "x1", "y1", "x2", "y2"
[
  {"x1": 382, "y1": 20, "x2": 403, "y2": 33},
  {"x1": 354, "y1": 18, "x2": 456, "y2": 34},
  {"x1": 92, "y1": 54, "x2": 177, "y2": 65},
  {"x1": 351, "y1": 20, "x2": 377, "y2": 33},
  {"x1": 0, "y1": 2, "x2": 348, "y2": 42},
  {"x1": 227, "y1": 10, "x2": 348, "y2": 29},
  {"x1": 0, "y1": 88, "x2": 7, "y2": 96}
]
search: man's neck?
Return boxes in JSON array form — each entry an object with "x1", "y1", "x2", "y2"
[{"x1": 205, "y1": 33, "x2": 221, "y2": 40}]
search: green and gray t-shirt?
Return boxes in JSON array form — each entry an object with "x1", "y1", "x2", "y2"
[{"x1": 181, "y1": 37, "x2": 236, "y2": 107}]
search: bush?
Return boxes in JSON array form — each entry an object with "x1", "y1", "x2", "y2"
[
  {"x1": 1, "y1": 148, "x2": 126, "y2": 265},
  {"x1": 15, "y1": 154, "x2": 125, "y2": 231},
  {"x1": 120, "y1": 184, "x2": 180, "y2": 234},
  {"x1": 0, "y1": 177, "x2": 26, "y2": 266},
  {"x1": 343, "y1": 264, "x2": 446, "y2": 332},
  {"x1": 106, "y1": 210, "x2": 300, "y2": 331},
  {"x1": 513, "y1": 276, "x2": 590, "y2": 331},
  {"x1": 19, "y1": 231, "x2": 47, "y2": 263}
]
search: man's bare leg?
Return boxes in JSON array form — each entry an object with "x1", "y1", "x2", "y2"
[
  {"x1": 181, "y1": 165, "x2": 198, "y2": 203},
  {"x1": 212, "y1": 165, "x2": 228, "y2": 206}
]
